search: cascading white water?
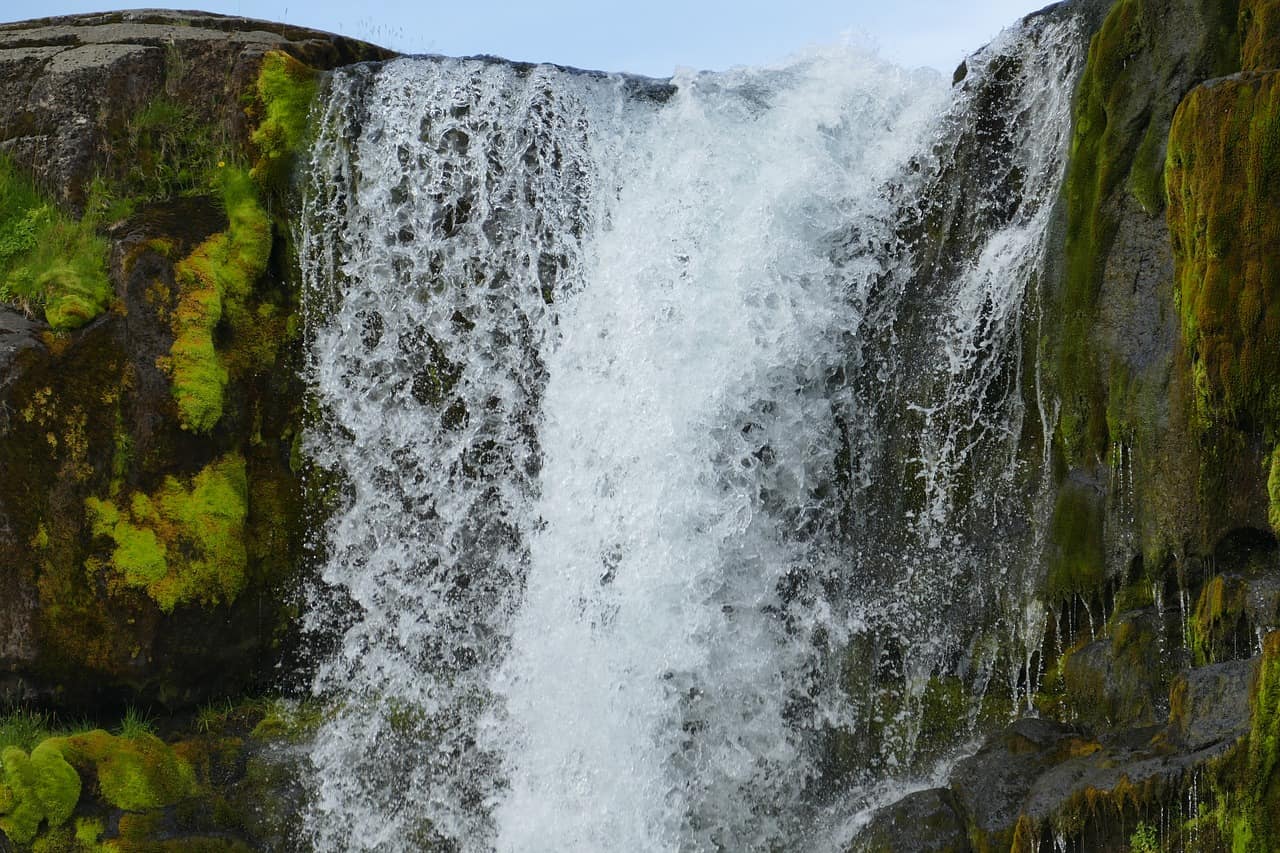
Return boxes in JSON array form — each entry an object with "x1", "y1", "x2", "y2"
[{"x1": 298, "y1": 12, "x2": 1083, "y2": 852}]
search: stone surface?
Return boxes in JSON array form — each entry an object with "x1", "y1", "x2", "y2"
[
  {"x1": 0, "y1": 11, "x2": 391, "y2": 711},
  {"x1": 0, "y1": 9, "x2": 394, "y2": 211},
  {"x1": 853, "y1": 788, "x2": 971, "y2": 853},
  {"x1": 948, "y1": 717, "x2": 1084, "y2": 847},
  {"x1": 1171, "y1": 658, "x2": 1257, "y2": 751}
]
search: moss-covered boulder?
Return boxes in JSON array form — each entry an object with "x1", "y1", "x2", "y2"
[{"x1": 0, "y1": 700, "x2": 320, "y2": 851}]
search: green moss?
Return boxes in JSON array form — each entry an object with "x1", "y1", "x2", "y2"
[
  {"x1": 1047, "y1": 482, "x2": 1106, "y2": 602},
  {"x1": 248, "y1": 699, "x2": 323, "y2": 744},
  {"x1": 0, "y1": 741, "x2": 81, "y2": 844},
  {"x1": 915, "y1": 676, "x2": 968, "y2": 761},
  {"x1": 1189, "y1": 575, "x2": 1249, "y2": 666},
  {"x1": 1054, "y1": 0, "x2": 1242, "y2": 466},
  {"x1": 0, "y1": 155, "x2": 111, "y2": 330},
  {"x1": 75, "y1": 818, "x2": 104, "y2": 847},
  {"x1": 249, "y1": 51, "x2": 319, "y2": 189},
  {"x1": 162, "y1": 167, "x2": 273, "y2": 433},
  {"x1": 1127, "y1": 120, "x2": 1168, "y2": 216},
  {"x1": 1269, "y1": 449, "x2": 1280, "y2": 534},
  {"x1": 1128, "y1": 820, "x2": 1158, "y2": 852},
  {"x1": 86, "y1": 453, "x2": 249, "y2": 612},
  {"x1": 1167, "y1": 71, "x2": 1280, "y2": 442},
  {"x1": 51, "y1": 731, "x2": 196, "y2": 813},
  {"x1": 1195, "y1": 631, "x2": 1280, "y2": 850},
  {"x1": 1241, "y1": 0, "x2": 1280, "y2": 71},
  {"x1": 1056, "y1": 0, "x2": 1145, "y2": 463}
]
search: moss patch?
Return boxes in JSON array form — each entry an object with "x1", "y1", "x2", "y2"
[
  {"x1": 0, "y1": 155, "x2": 111, "y2": 330},
  {"x1": 1167, "y1": 71, "x2": 1280, "y2": 438},
  {"x1": 1046, "y1": 481, "x2": 1106, "y2": 602},
  {"x1": 86, "y1": 454, "x2": 249, "y2": 612},
  {"x1": 160, "y1": 168, "x2": 272, "y2": 433},
  {"x1": 249, "y1": 51, "x2": 319, "y2": 190},
  {"x1": 1189, "y1": 574, "x2": 1251, "y2": 666},
  {"x1": 1241, "y1": 0, "x2": 1280, "y2": 71},
  {"x1": 52, "y1": 731, "x2": 196, "y2": 813},
  {"x1": 1193, "y1": 631, "x2": 1280, "y2": 850},
  {"x1": 0, "y1": 742, "x2": 81, "y2": 844}
]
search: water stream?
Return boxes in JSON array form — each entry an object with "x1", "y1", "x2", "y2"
[{"x1": 297, "y1": 12, "x2": 1083, "y2": 850}]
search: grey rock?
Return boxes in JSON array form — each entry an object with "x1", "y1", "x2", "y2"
[
  {"x1": 949, "y1": 717, "x2": 1080, "y2": 843},
  {"x1": 852, "y1": 788, "x2": 972, "y2": 853},
  {"x1": 0, "y1": 308, "x2": 43, "y2": 431},
  {"x1": 1172, "y1": 659, "x2": 1257, "y2": 751},
  {"x1": 0, "y1": 10, "x2": 395, "y2": 212},
  {"x1": 1061, "y1": 606, "x2": 1178, "y2": 730}
]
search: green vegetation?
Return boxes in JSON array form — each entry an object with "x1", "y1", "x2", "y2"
[
  {"x1": 1166, "y1": 72, "x2": 1280, "y2": 439},
  {"x1": 1046, "y1": 482, "x2": 1106, "y2": 602},
  {"x1": 1129, "y1": 821, "x2": 1158, "y2": 852},
  {"x1": 1190, "y1": 632, "x2": 1280, "y2": 851},
  {"x1": 1269, "y1": 449, "x2": 1280, "y2": 535},
  {"x1": 86, "y1": 454, "x2": 249, "y2": 612},
  {"x1": 116, "y1": 707, "x2": 155, "y2": 740},
  {"x1": 0, "y1": 156, "x2": 111, "y2": 331},
  {"x1": 0, "y1": 741, "x2": 81, "y2": 844},
  {"x1": 160, "y1": 168, "x2": 273, "y2": 432},
  {"x1": 1056, "y1": 0, "x2": 1145, "y2": 463},
  {"x1": 1241, "y1": 0, "x2": 1280, "y2": 71},
  {"x1": 1189, "y1": 574, "x2": 1249, "y2": 666},
  {"x1": 250, "y1": 51, "x2": 319, "y2": 189},
  {"x1": 0, "y1": 712, "x2": 55, "y2": 754}
]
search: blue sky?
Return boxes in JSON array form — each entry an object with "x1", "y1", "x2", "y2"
[{"x1": 3, "y1": 1, "x2": 1050, "y2": 76}]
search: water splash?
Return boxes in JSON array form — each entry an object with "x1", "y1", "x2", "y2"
[{"x1": 297, "y1": 12, "x2": 1085, "y2": 851}]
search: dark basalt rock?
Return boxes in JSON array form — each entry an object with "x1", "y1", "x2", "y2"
[
  {"x1": 948, "y1": 717, "x2": 1086, "y2": 847},
  {"x1": 852, "y1": 787, "x2": 971, "y2": 853},
  {"x1": 0, "y1": 11, "x2": 391, "y2": 713}
]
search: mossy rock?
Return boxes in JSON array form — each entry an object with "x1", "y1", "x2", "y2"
[
  {"x1": 1167, "y1": 70, "x2": 1280, "y2": 437},
  {"x1": 1046, "y1": 478, "x2": 1107, "y2": 603}
]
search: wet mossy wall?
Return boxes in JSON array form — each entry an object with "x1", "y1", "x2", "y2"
[
  {"x1": 0, "y1": 12, "x2": 393, "y2": 851},
  {"x1": 0, "y1": 12, "x2": 391, "y2": 719},
  {"x1": 983, "y1": 0, "x2": 1280, "y2": 845}
]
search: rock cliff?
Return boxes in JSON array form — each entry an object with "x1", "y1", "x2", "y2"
[
  {"x1": 0, "y1": 11, "x2": 388, "y2": 850},
  {"x1": 2, "y1": 1, "x2": 1280, "y2": 851}
]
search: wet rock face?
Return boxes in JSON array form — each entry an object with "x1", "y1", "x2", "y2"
[
  {"x1": 0, "y1": 10, "x2": 394, "y2": 211},
  {"x1": 852, "y1": 788, "x2": 971, "y2": 853}
]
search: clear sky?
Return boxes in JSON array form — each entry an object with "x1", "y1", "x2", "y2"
[{"x1": 2, "y1": 1, "x2": 1052, "y2": 77}]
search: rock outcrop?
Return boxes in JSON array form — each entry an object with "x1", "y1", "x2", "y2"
[
  {"x1": 853, "y1": 0, "x2": 1280, "y2": 849},
  {"x1": 0, "y1": 4, "x2": 390, "y2": 725}
]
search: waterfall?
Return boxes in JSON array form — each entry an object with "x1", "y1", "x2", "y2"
[{"x1": 297, "y1": 10, "x2": 1083, "y2": 851}]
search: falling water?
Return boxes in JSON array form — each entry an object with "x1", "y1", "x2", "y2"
[{"x1": 298, "y1": 10, "x2": 1084, "y2": 852}]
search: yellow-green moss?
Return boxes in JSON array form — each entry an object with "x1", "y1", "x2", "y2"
[
  {"x1": 1055, "y1": 0, "x2": 1241, "y2": 465},
  {"x1": 1241, "y1": 0, "x2": 1280, "y2": 71},
  {"x1": 1189, "y1": 575, "x2": 1249, "y2": 666},
  {"x1": 161, "y1": 168, "x2": 272, "y2": 433},
  {"x1": 1269, "y1": 449, "x2": 1280, "y2": 534},
  {"x1": 1194, "y1": 632, "x2": 1280, "y2": 850},
  {"x1": 51, "y1": 731, "x2": 196, "y2": 813},
  {"x1": 0, "y1": 741, "x2": 81, "y2": 844},
  {"x1": 86, "y1": 453, "x2": 249, "y2": 612},
  {"x1": 249, "y1": 51, "x2": 319, "y2": 189},
  {"x1": 1167, "y1": 71, "x2": 1280, "y2": 437},
  {"x1": 0, "y1": 155, "x2": 111, "y2": 330},
  {"x1": 1056, "y1": 0, "x2": 1145, "y2": 463}
]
